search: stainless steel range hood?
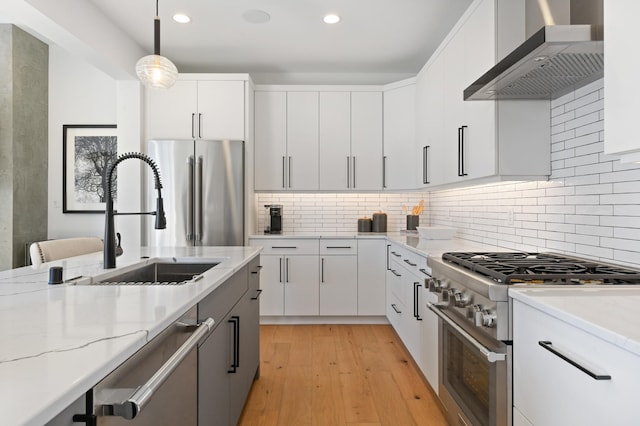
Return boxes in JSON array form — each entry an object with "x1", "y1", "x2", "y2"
[{"x1": 464, "y1": 0, "x2": 603, "y2": 100}]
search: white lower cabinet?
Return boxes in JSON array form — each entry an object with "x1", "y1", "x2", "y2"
[
  {"x1": 249, "y1": 237, "x2": 387, "y2": 317},
  {"x1": 385, "y1": 242, "x2": 439, "y2": 393},
  {"x1": 513, "y1": 299, "x2": 640, "y2": 425}
]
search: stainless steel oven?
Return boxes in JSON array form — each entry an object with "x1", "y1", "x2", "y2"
[{"x1": 430, "y1": 303, "x2": 510, "y2": 426}]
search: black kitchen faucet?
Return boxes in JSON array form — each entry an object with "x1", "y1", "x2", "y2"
[{"x1": 104, "y1": 152, "x2": 166, "y2": 269}]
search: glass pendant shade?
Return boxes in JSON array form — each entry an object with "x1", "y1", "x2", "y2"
[{"x1": 136, "y1": 54, "x2": 178, "y2": 89}]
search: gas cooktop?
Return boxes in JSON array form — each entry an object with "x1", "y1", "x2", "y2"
[{"x1": 442, "y1": 252, "x2": 640, "y2": 285}]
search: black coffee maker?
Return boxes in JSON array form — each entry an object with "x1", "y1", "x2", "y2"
[{"x1": 264, "y1": 204, "x2": 283, "y2": 234}]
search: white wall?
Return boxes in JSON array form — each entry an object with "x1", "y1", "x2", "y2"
[
  {"x1": 430, "y1": 79, "x2": 640, "y2": 268},
  {"x1": 48, "y1": 45, "x2": 117, "y2": 239}
]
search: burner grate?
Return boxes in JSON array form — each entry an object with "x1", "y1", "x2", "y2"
[{"x1": 442, "y1": 252, "x2": 640, "y2": 284}]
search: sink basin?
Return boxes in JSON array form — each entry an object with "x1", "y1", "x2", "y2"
[{"x1": 93, "y1": 260, "x2": 221, "y2": 285}]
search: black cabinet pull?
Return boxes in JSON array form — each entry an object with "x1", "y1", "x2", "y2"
[
  {"x1": 386, "y1": 244, "x2": 391, "y2": 271},
  {"x1": 279, "y1": 258, "x2": 282, "y2": 283},
  {"x1": 251, "y1": 265, "x2": 263, "y2": 274},
  {"x1": 321, "y1": 258, "x2": 325, "y2": 283},
  {"x1": 326, "y1": 246, "x2": 352, "y2": 249},
  {"x1": 282, "y1": 156, "x2": 286, "y2": 188},
  {"x1": 423, "y1": 145, "x2": 430, "y2": 184},
  {"x1": 228, "y1": 316, "x2": 240, "y2": 373},
  {"x1": 390, "y1": 269, "x2": 402, "y2": 277},
  {"x1": 271, "y1": 246, "x2": 297, "y2": 249},
  {"x1": 391, "y1": 304, "x2": 402, "y2": 314},
  {"x1": 538, "y1": 341, "x2": 611, "y2": 380},
  {"x1": 414, "y1": 282, "x2": 423, "y2": 321},
  {"x1": 458, "y1": 125, "x2": 468, "y2": 177},
  {"x1": 419, "y1": 268, "x2": 431, "y2": 277},
  {"x1": 403, "y1": 259, "x2": 417, "y2": 267},
  {"x1": 390, "y1": 251, "x2": 401, "y2": 257},
  {"x1": 251, "y1": 289, "x2": 263, "y2": 300},
  {"x1": 383, "y1": 156, "x2": 387, "y2": 188}
]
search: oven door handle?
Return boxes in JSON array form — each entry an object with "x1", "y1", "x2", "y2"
[{"x1": 428, "y1": 303, "x2": 506, "y2": 363}]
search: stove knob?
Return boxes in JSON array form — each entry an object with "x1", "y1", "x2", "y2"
[
  {"x1": 468, "y1": 304, "x2": 482, "y2": 322},
  {"x1": 427, "y1": 277, "x2": 440, "y2": 292},
  {"x1": 454, "y1": 291, "x2": 471, "y2": 308},
  {"x1": 442, "y1": 288, "x2": 456, "y2": 304},
  {"x1": 481, "y1": 310, "x2": 497, "y2": 328}
]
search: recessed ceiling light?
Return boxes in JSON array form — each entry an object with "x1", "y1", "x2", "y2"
[
  {"x1": 243, "y1": 9, "x2": 271, "y2": 24},
  {"x1": 323, "y1": 14, "x2": 341, "y2": 24},
  {"x1": 173, "y1": 14, "x2": 191, "y2": 24}
]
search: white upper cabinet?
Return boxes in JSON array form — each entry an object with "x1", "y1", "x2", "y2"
[
  {"x1": 145, "y1": 77, "x2": 245, "y2": 141},
  {"x1": 415, "y1": 0, "x2": 550, "y2": 188},
  {"x1": 254, "y1": 91, "x2": 319, "y2": 191},
  {"x1": 286, "y1": 92, "x2": 319, "y2": 190},
  {"x1": 255, "y1": 87, "x2": 382, "y2": 191},
  {"x1": 351, "y1": 92, "x2": 383, "y2": 190},
  {"x1": 319, "y1": 92, "x2": 351, "y2": 190},
  {"x1": 383, "y1": 81, "x2": 417, "y2": 190},
  {"x1": 604, "y1": 1, "x2": 640, "y2": 163},
  {"x1": 254, "y1": 91, "x2": 287, "y2": 191}
]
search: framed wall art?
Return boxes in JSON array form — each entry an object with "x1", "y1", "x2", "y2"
[{"x1": 63, "y1": 124, "x2": 117, "y2": 213}]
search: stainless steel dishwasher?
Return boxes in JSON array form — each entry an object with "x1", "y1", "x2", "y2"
[{"x1": 72, "y1": 306, "x2": 214, "y2": 426}]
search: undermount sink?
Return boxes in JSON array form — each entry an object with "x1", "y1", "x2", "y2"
[{"x1": 91, "y1": 259, "x2": 222, "y2": 285}]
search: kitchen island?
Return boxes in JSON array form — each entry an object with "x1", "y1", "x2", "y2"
[{"x1": 0, "y1": 245, "x2": 260, "y2": 426}]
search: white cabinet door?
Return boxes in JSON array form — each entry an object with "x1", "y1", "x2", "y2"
[
  {"x1": 146, "y1": 80, "x2": 198, "y2": 140},
  {"x1": 416, "y1": 53, "x2": 446, "y2": 187},
  {"x1": 284, "y1": 255, "x2": 319, "y2": 315},
  {"x1": 319, "y1": 92, "x2": 351, "y2": 190},
  {"x1": 320, "y1": 255, "x2": 358, "y2": 316},
  {"x1": 351, "y1": 92, "x2": 383, "y2": 190},
  {"x1": 254, "y1": 91, "x2": 287, "y2": 190},
  {"x1": 258, "y1": 255, "x2": 284, "y2": 316},
  {"x1": 197, "y1": 80, "x2": 245, "y2": 140},
  {"x1": 287, "y1": 92, "x2": 319, "y2": 190},
  {"x1": 604, "y1": 1, "x2": 640, "y2": 162},
  {"x1": 443, "y1": 25, "x2": 466, "y2": 183},
  {"x1": 513, "y1": 299, "x2": 640, "y2": 425},
  {"x1": 383, "y1": 84, "x2": 417, "y2": 190},
  {"x1": 357, "y1": 239, "x2": 387, "y2": 316}
]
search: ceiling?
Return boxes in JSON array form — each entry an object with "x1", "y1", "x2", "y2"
[{"x1": 87, "y1": 0, "x2": 473, "y2": 84}]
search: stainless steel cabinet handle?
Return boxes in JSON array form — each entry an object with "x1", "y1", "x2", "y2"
[
  {"x1": 98, "y1": 317, "x2": 215, "y2": 420},
  {"x1": 251, "y1": 289, "x2": 263, "y2": 300},
  {"x1": 186, "y1": 157, "x2": 194, "y2": 241},
  {"x1": 403, "y1": 259, "x2": 417, "y2": 267},
  {"x1": 195, "y1": 156, "x2": 203, "y2": 241},
  {"x1": 428, "y1": 303, "x2": 505, "y2": 363},
  {"x1": 538, "y1": 341, "x2": 611, "y2": 380},
  {"x1": 391, "y1": 304, "x2": 402, "y2": 314}
]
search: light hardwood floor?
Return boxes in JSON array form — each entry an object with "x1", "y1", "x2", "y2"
[{"x1": 238, "y1": 324, "x2": 447, "y2": 426}]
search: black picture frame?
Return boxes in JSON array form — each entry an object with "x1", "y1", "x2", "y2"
[{"x1": 62, "y1": 124, "x2": 117, "y2": 213}]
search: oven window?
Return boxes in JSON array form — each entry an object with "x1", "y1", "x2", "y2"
[{"x1": 443, "y1": 324, "x2": 491, "y2": 426}]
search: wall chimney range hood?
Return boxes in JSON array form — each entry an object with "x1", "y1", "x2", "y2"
[{"x1": 464, "y1": 0, "x2": 603, "y2": 101}]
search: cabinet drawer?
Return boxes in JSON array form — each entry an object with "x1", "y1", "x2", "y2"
[
  {"x1": 249, "y1": 238, "x2": 319, "y2": 255},
  {"x1": 513, "y1": 299, "x2": 640, "y2": 425},
  {"x1": 388, "y1": 243, "x2": 429, "y2": 277},
  {"x1": 320, "y1": 239, "x2": 357, "y2": 255}
]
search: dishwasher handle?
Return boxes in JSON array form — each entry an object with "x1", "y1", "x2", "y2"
[{"x1": 100, "y1": 317, "x2": 215, "y2": 420}]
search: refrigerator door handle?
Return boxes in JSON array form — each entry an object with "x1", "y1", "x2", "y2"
[
  {"x1": 186, "y1": 156, "x2": 194, "y2": 241},
  {"x1": 195, "y1": 156, "x2": 204, "y2": 242}
]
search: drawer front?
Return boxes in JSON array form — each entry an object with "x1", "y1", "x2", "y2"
[
  {"x1": 513, "y1": 299, "x2": 640, "y2": 425},
  {"x1": 198, "y1": 265, "x2": 248, "y2": 328},
  {"x1": 320, "y1": 239, "x2": 357, "y2": 255},
  {"x1": 388, "y1": 243, "x2": 429, "y2": 277},
  {"x1": 249, "y1": 238, "x2": 319, "y2": 255}
]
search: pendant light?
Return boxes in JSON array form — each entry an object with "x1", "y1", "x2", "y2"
[{"x1": 135, "y1": 0, "x2": 178, "y2": 89}]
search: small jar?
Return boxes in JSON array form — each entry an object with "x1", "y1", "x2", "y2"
[
  {"x1": 372, "y1": 213, "x2": 387, "y2": 233},
  {"x1": 406, "y1": 215, "x2": 419, "y2": 231},
  {"x1": 358, "y1": 218, "x2": 372, "y2": 232}
]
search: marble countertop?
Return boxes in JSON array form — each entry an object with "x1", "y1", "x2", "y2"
[
  {"x1": 510, "y1": 288, "x2": 640, "y2": 357},
  {"x1": 0, "y1": 246, "x2": 260, "y2": 426}
]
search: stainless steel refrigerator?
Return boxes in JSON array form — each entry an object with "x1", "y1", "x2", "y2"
[{"x1": 146, "y1": 139, "x2": 244, "y2": 247}]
